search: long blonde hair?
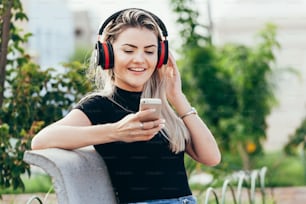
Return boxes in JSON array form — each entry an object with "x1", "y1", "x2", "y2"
[{"x1": 85, "y1": 8, "x2": 190, "y2": 153}]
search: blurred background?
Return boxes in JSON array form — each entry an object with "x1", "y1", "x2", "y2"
[
  {"x1": 1, "y1": 0, "x2": 306, "y2": 203},
  {"x1": 20, "y1": 0, "x2": 306, "y2": 152}
]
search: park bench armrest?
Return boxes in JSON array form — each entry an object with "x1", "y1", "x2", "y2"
[{"x1": 23, "y1": 146, "x2": 117, "y2": 204}]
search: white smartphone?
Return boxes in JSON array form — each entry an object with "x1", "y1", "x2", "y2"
[{"x1": 139, "y1": 98, "x2": 162, "y2": 122}]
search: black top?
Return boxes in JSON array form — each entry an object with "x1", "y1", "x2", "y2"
[{"x1": 75, "y1": 87, "x2": 192, "y2": 203}]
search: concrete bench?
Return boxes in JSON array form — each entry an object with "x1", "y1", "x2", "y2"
[{"x1": 23, "y1": 146, "x2": 117, "y2": 204}]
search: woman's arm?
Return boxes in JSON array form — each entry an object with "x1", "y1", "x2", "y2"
[
  {"x1": 164, "y1": 52, "x2": 221, "y2": 166},
  {"x1": 31, "y1": 109, "x2": 111, "y2": 150},
  {"x1": 176, "y1": 94, "x2": 221, "y2": 166},
  {"x1": 169, "y1": 92, "x2": 221, "y2": 166},
  {"x1": 31, "y1": 109, "x2": 165, "y2": 150}
]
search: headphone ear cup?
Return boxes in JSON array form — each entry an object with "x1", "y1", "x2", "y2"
[
  {"x1": 162, "y1": 40, "x2": 168, "y2": 65},
  {"x1": 96, "y1": 41, "x2": 114, "y2": 69},
  {"x1": 94, "y1": 43, "x2": 100, "y2": 67},
  {"x1": 156, "y1": 40, "x2": 168, "y2": 69},
  {"x1": 106, "y1": 41, "x2": 114, "y2": 69}
]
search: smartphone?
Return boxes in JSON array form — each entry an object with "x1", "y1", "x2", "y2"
[{"x1": 139, "y1": 98, "x2": 162, "y2": 122}]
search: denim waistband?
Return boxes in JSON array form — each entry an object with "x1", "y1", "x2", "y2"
[{"x1": 126, "y1": 195, "x2": 197, "y2": 204}]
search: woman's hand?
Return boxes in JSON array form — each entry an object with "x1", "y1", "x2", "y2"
[
  {"x1": 112, "y1": 109, "x2": 165, "y2": 143},
  {"x1": 163, "y1": 52, "x2": 184, "y2": 106}
]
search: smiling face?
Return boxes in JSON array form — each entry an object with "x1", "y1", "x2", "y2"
[{"x1": 111, "y1": 27, "x2": 158, "y2": 92}]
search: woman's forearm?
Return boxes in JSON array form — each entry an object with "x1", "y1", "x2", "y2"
[
  {"x1": 31, "y1": 108, "x2": 165, "y2": 150},
  {"x1": 170, "y1": 93, "x2": 221, "y2": 166},
  {"x1": 31, "y1": 123, "x2": 115, "y2": 150}
]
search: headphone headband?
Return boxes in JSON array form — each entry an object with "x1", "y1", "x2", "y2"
[{"x1": 98, "y1": 8, "x2": 168, "y2": 38}]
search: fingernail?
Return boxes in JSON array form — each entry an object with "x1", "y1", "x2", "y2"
[{"x1": 160, "y1": 124, "x2": 165, "y2": 128}]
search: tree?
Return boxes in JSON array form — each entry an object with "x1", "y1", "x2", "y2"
[
  {"x1": 0, "y1": 0, "x2": 92, "y2": 194},
  {"x1": 0, "y1": 0, "x2": 33, "y2": 192},
  {"x1": 170, "y1": 0, "x2": 279, "y2": 171},
  {"x1": 0, "y1": 0, "x2": 12, "y2": 107},
  {"x1": 212, "y1": 24, "x2": 279, "y2": 169},
  {"x1": 0, "y1": 0, "x2": 28, "y2": 107}
]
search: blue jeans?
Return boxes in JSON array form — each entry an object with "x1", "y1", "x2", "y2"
[{"x1": 126, "y1": 195, "x2": 197, "y2": 204}]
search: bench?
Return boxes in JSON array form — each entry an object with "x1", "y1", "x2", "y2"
[{"x1": 23, "y1": 146, "x2": 117, "y2": 204}]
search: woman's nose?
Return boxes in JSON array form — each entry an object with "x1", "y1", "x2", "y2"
[{"x1": 133, "y1": 51, "x2": 145, "y2": 62}]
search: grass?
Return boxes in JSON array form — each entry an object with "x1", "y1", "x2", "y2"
[
  {"x1": 253, "y1": 151, "x2": 305, "y2": 186},
  {"x1": 0, "y1": 173, "x2": 53, "y2": 194},
  {"x1": 22, "y1": 174, "x2": 53, "y2": 194}
]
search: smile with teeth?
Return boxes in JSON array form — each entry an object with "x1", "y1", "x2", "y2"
[{"x1": 128, "y1": 67, "x2": 145, "y2": 72}]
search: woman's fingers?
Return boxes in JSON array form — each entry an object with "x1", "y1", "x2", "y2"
[
  {"x1": 115, "y1": 112, "x2": 165, "y2": 143},
  {"x1": 138, "y1": 119, "x2": 165, "y2": 130},
  {"x1": 131, "y1": 119, "x2": 165, "y2": 142},
  {"x1": 131, "y1": 122, "x2": 165, "y2": 141},
  {"x1": 135, "y1": 108, "x2": 158, "y2": 121}
]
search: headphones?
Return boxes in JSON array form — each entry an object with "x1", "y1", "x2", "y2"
[{"x1": 95, "y1": 8, "x2": 169, "y2": 70}]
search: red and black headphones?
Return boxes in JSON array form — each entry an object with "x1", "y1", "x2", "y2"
[{"x1": 95, "y1": 8, "x2": 169, "y2": 70}]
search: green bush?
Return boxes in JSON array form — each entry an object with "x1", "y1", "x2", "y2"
[
  {"x1": 170, "y1": 0, "x2": 283, "y2": 172},
  {"x1": 0, "y1": 0, "x2": 93, "y2": 194}
]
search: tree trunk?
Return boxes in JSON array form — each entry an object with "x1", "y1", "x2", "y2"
[
  {"x1": 237, "y1": 142, "x2": 251, "y2": 170},
  {"x1": 0, "y1": 0, "x2": 13, "y2": 108}
]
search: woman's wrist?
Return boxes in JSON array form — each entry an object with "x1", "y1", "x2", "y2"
[
  {"x1": 180, "y1": 107, "x2": 197, "y2": 119},
  {"x1": 169, "y1": 92, "x2": 194, "y2": 117}
]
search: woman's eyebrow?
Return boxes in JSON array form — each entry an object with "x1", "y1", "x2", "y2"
[{"x1": 122, "y1": 44, "x2": 157, "y2": 48}]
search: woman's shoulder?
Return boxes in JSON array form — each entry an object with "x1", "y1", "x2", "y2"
[
  {"x1": 74, "y1": 93, "x2": 114, "y2": 124},
  {"x1": 82, "y1": 94, "x2": 105, "y2": 102},
  {"x1": 75, "y1": 93, "x2": 110, "y2": 110}
]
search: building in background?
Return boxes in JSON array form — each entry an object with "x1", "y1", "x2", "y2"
[
  {"x1": 73, "y1": 10, "x2": 92, "y2": 48},
  {"x1": 22, "y1": 0, "x2": 92, "y2": 69}
]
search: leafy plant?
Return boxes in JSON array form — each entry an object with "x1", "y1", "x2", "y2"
[
  {"x1": 0, "y1": 0, "x2": 93, "y2": 195},
  {"x1": 1, "y1": 0, "x2": 35, "y2": 194},
  {"x1": 212, "y1": 23, "x2": 279, "y2": 170},
  {"x1": 170, "y1": 0, "x2": 280, "y2": 171},
  {"x1": 284, "y1": 116, "x2": 306, "y2": 155},
  {"x1": 1, "y1": 60, "x2": 92, "y2": 194}
]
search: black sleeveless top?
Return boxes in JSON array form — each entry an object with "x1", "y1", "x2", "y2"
[{"x1": 75, "y1": 87, "x2": 192, "y2": 203}]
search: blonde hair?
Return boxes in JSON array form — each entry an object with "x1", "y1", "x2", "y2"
[{"x1": 85, "y1": 9, "x2": 190, "y2": 153}]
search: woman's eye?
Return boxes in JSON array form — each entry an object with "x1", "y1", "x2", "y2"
[
  {"x1": 124, "y1": 50, "x2": 133, "y2": 53},
  {"x1": 145, "y1": 51, "x2": 154, "y2": 55}
]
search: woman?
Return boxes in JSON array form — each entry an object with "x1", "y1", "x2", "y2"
[{"x1": 31, "y1": 8, "x2": 221, "y2": 204}]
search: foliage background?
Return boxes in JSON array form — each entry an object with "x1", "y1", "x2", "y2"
[
  {"x1": 0, "y1": 0, "x2": 305, "y2": 196},
  {"x1": 170, "y1": 0, "x2": 280, "y2": 172},
  {"x1": 0, "y1": 0, "x2": 92, "y2": 194}
]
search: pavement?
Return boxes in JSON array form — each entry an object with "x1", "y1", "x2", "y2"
[
  {"x1": 270, "y1": 186, "x2": 306, "y2": 204},
  {"x1": 1, "y1": 193, "x2": 57, "y2": 204},
  {"x1": 1, "y1": 187, "x2": 306, "y2": 204}
]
